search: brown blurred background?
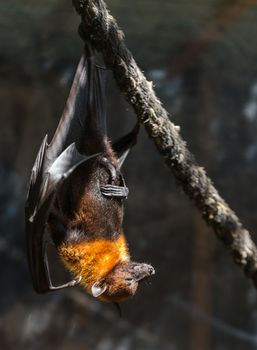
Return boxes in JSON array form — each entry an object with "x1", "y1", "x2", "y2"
[{"x1": 1, "y1": 0, "x2": 257, "y2": 349}]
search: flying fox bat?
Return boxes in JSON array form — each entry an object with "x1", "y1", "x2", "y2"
[{"x1": 25, "y1": 44, "x2": 154, "y2": 303}]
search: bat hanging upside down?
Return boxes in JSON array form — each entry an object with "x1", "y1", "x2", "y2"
[{"x1": 25, "y1": 44, "x2": 154, "y2": 303}]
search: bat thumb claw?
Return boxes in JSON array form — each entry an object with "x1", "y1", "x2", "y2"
[{"x1": 74, "y1": 276, "x2": 82, "y2": 285}]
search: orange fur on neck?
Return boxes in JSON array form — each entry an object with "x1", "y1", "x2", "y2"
[{"x1": 58, "y1": 235, "x2": 129, "y2": 292}]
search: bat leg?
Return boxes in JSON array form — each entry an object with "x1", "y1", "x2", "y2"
[
  {"x1": 43, "y1": 241, "x2": 81, "y2": 291},
  {"x1": 100, "y1": 157, "x2": 117, "y2": 182}
]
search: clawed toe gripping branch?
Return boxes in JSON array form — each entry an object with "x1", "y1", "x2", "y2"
[{"x1": 72, "y1": 0, "x2": 257, "y2": 287}]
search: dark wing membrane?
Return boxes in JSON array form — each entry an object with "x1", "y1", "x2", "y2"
[
  {"x1": 26, "y1": 191, "x2": 56, "y2": 293},
  {"x1": 25, "y1": 135, "x2": 48, "y2": 219},
  {"x1": 25, "y1": 139, "x2": 95, "y2": 293},
  {"x1": 46, "y1": 48, "x2": 107, "y2": 169},
  {"x1": 26, "y1": 46, "x2": 107, "y2": 293},
  {"x1": 25, "y1": 135, "x2": 54, "y2": 293}
]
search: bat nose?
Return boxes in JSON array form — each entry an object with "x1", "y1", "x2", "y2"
[
  {"x1": 148, "y1": 266, "x2": 155, "y2": 276},
  {"x1": 127, "y1": 262, "x2": 155, "y2": 281},
  {"x1": 141, "y1": 263, "x2": 155, "y2": 276}
]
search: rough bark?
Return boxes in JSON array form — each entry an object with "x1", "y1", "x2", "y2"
[{"x1": 72, "y1": 0, "x2": 257, "y2": 286}]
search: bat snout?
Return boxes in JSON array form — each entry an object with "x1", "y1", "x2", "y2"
[
  {"x1": 128, "y1": 262, "x2": 155, "y2": 282},
  {"x1": 138, "y1": 264, "x2": 155, "y2": 281}
]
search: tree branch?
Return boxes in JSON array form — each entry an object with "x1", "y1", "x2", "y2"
[{"x1": 72, "y1": 0, "x2": 257, "y2": 286}]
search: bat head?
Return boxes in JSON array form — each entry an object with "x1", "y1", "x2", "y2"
[{"x1": 91, "y1": 261, "x2": 155, "y2": 302}]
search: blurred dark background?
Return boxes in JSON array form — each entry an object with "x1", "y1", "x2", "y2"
[{"x1": 1, "y1": 0, "x2": 257, "y2": 349}]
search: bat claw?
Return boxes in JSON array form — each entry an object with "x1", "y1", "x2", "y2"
[
  {"x1": 76, "y1": 275, "x2": 82, "y2": 284},
  {"x1": 49, "y1": 276, "x2": 82, "y2": 291}
]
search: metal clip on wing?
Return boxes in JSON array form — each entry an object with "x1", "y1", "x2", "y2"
[{"x1": 100, "y1": 184, "x2": 129, "y2": 199}]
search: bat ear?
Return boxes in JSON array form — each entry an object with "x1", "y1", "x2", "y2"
[{"x1": 91, "y1": 281, "x2": 107, "y2": 298}]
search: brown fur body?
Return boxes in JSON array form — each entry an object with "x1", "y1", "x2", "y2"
[
  {"x1": 48, "y1": 146, "x2": 150, "y2": 302},
  {"x1": 58, "y1": 235, "x2": 129, "y2": 296},
  {"x1": 26, "y1": 49, "x2": 154, "y2": 297}
]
